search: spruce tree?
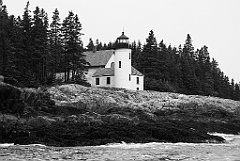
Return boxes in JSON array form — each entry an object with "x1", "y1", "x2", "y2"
[
  {"x1": 180, "y1": 34, "x2": 200, "y2": 94},
  {"x1": 0, "y1": 0, "x2": 18, "y2": 84},
  {"x1": 95, "y1": 39, "x2": 102, "y2": 51},
  {"x1": 16, "y1": 1, "x2": 36, "y2": 86},
  {"x1": 50, "y1": 8, "x2": 62, "y2": 75},
  {"x1": 86, "y1": 38, "x2": 94, "y2": 51},
  {"x1": 234, "y1": 83, "x2": 240, "y2": 100},
  {"x1": 61, "y1": 11, "x2": 87, "y2": 83},
  {"x1": 0, "y1": 0, "x2": 9, "y2": 76},
  {"x1": 183, "y1": 34, "x2": 194, "y2": 57},
  {"x1": 30, "y1": 7, "x2": 49, "y2": 84},
  {"x1": 143, "y1": 30, "x2": 158, "y2": 55}
]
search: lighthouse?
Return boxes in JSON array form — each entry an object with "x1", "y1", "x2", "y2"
[
  {"x1": 114, "y1": 32, "x2": 132, "y2": 89},
  {"x1": 83, "y1": 31, "x2": 144, "y2": 90}
]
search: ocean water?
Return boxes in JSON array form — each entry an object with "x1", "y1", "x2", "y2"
[{"x1": 1, "y1": 133, "x2": 240, "y2": 161}]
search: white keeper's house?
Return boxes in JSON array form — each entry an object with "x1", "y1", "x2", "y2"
[{"x1": 84, "y1": 32, "x2": 144, "y2": 90}]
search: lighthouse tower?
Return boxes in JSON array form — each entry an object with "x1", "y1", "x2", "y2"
[{"x1": 114, "y1": 32, "x2": 132, "y2": 89}]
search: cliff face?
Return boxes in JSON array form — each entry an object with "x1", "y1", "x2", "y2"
[{"x1": 1, "y1": 83, "x2": 240, "y2": 146}]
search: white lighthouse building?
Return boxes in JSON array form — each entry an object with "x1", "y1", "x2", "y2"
[{"x1": 84, "y1": 32, "x2": 144, "y2": 90}]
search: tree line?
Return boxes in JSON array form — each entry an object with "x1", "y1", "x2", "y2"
[
  {"x1": 86, "y1": 30, "x2": 240, "y2": 101},
  {"x1": 0, "y1": 1, "x2": 88, "y2": 87},
  {"x1": 132, "y1": 31, "x2": 240, "y2": 100},
  {"x1": 1, "y1": 1, "x2": 239, "y2": 100}
]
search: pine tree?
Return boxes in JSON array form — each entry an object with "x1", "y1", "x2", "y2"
[
  {"x1": 183, "y1": 34, "x2": 194, "y2": 57},
  {"x1": 195, "y1": 46, "x2": 213, "y2": 95},
  {"x1": 95, "y1": 39, "x2": 102, "y2": 51},
  {"x1": 138, "y1": 30, "x2": 158, "y2": 74},
  {"x1": 49, "y1": 8, "x2": 62, "y2": 75},
  {"x1": 180, "y1": 34, "x2": 200, "y2": 94},
  {"x1": 234, "y1": 83, "x2": 240, "y2": 100},
  {"x1": 27, "y1": 6, "x2": 49, "y2": 84},
  {"x1": 16, "y1": 1, "x2": 36, "y2": 86},
  {"x1": 61, "y1": 11, "x2": 87, "y2": 83},
  {"x1": 143, "y1": 30, "x2": 158, "y2": 55},
  {"x1": 86, "y1": 38, "x2": 94, "y2": 51},
  {"x1": 132, "y1": 40, "x2": 142, "y2": 69},
  {"x1": 0, "y1": 0, "x2": 10, "y2": 76},
  {"x1": 0, "y1": 0, "x2": 18, "y2": 83}
]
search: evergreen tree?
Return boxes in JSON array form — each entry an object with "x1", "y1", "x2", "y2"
[
  {"x1": 183, "y1": 34, "x2": 194, "y2": 57},
  {"x1": 137, "y1": 30, "x2": 158, "y2": 74},
  {"x1": 106, "y1": 42, "x2": 114, "y2": 49},
  {"x1": 15, "y1": 1, "x2": 36, "y2": 86},
  {"x1": 86, "y1": 38, "x2": 94, "y2": 51},
  {"x1": 0, "y1": 0, "x2": 10, "y2": 76},
  {"x1": 61, "y1": 11, "x2": 87, "y2": 82},
  {"x1": 31, "y1": 7, "x2": 49, "y2": 83},
  {"x1": 102, "y1": 43, "x2": 108, "y2": 50},
  {"x1": 143, "y1": 30, "x2": 158, "y2": 55},
  {"x1": 196, "y1": 46, "x2": 213, "y2": 95},
  {"x1": 49, "y1": 8, "x2": 62, "y2": 74},
  {"x1": 180, "y1": 34, "x2": 200, "y2": 94},
  {"x1": 95, "y1": 39, "x2": 102, "y2": 51},
  {"x1": 234, "y1": 83, "x2": 240, "y2": 100},
  {"x1": 0, "y1": 0, "x2": 20, "y2": 85}
]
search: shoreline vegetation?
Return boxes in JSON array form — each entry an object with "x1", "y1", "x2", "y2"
[{"x1": 1, "y1": 82, "x2": 240, "y2": 147}]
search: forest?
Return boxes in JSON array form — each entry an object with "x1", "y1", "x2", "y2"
[{"x1": 0, "y1": 1, "x2": 240, "y2": 101}]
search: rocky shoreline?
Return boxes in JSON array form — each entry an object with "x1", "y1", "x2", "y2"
[{"x1": 1, "y1": 82, "x2": 240, "y2": 146}]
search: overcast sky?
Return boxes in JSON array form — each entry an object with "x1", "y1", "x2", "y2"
[{"x1": 3, "y1": 0, "x2": 240, "y2": 83}]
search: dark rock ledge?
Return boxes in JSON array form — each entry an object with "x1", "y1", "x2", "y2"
[{"x1": 1, "y1": 83, "x2": 240, "y2": 146}]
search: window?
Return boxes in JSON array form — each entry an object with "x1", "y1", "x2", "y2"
[
  {"x1": 119, "y1": 61, "x2": 121, "y2": 68},
  {"x1": 111, "y1": 62, "x2": 114, "y2": 68},
  {"x1": 136, "y1": 77, "x2": 139, "y2": 84},
  {"x1": 137, "y1": 87, "x2": 139, "y2": 91},
  {"x1": 129, "y1": 74, "x2": 131, "y2": 81},
  {"x1": 96, "y1": 78, "x2": 100, "y2": 85},
  {"x1": 107, "y1": 77, "x2": 111, "y2": 85}
]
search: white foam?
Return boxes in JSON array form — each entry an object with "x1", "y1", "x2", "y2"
[
  {"x1": 0, "y1": 143, "x2": 14, "y2": 147},
  {"x1": 209, "y1": 133, "x2": 240, "y2": 144},
  {"x1": 20, "y1": 144, "x2": 46, "y2": 147}
]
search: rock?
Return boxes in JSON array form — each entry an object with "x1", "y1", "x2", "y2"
[
  {"x1": 27, "y1": 116, "x2": 51, "y2": 128},
  {"x1": 67, "y1": 115, "x2": 78, "y2": 123},
  {"x1": 104, "y1": 114, "x2": 132, "y2": 124},
  {"x1": 0, "y1": 114, "x2": 18, "y2": 123},
  {"x1": 53, "y1": 116, "x2": 65, "y2": 122}
]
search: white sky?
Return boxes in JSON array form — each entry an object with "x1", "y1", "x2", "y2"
[{"x1": 3, "y1": 0, "x2": 240, "y2": 83}]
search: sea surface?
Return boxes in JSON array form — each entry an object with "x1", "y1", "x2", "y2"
[{"x1": 1, "y1": 133, "x2": 240, "y2": 161}]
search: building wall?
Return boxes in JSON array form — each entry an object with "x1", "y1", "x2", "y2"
[
  {"x1": 105, "y1": 54, "x2": 115, "y2": 68},
  {"x1": 92, "y1": 76, "x2": 115, "y2": 88},
  {"x1": 114, "y1": 48, "x2": 132, "y2": 89},
  {"x1": 131, "y1": 75, "x2": 144, "y2": 90},
  {"x1": 85, "y1": 67, "x2": 101, "y2": 85},
  {"x1": 85, "y1": 49, "x2": 144, "y2": 91}
]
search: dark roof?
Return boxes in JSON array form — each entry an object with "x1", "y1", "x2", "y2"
[
  {"x1": 117, "y1": 32, "x2": 129, "y2": 39},
  {"x1": 84, "y1": 50, "x2": 114, "y2": 67},
  {"x1": 93, "y1": 67, "x2": 143, "y2": 77},
  {"x1": 92, "y1": 68, "x2": 114, "y2": 77}
]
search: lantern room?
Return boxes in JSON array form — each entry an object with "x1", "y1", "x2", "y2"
[{"x1": 116, "y1": 32, "x2": 129, "y2": 49}]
